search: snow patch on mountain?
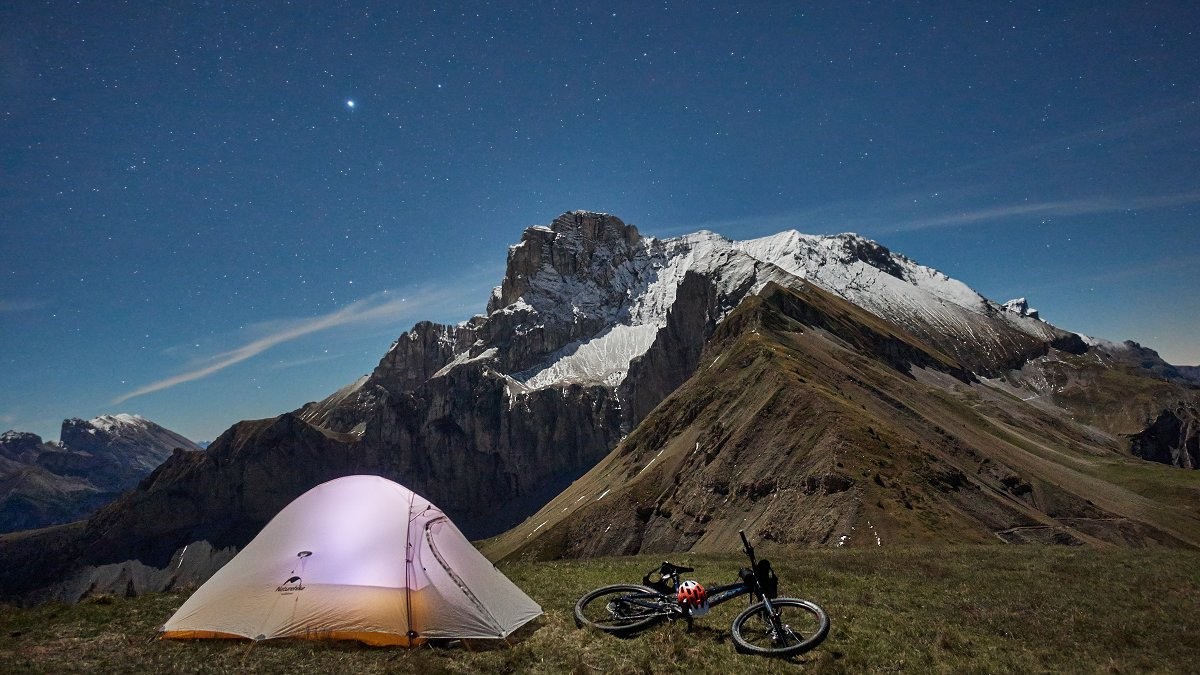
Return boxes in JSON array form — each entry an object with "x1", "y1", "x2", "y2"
[
  {"x1": 738, "y1": 230, "x2": 1062, "y2": 346},
  {"x1": 517, "y1": 324, "x2": 661, "y2": 388},
  {"x1": 88, "y1": 414, "x2": 151, "y2": 434},
  {"x1": 1003, "y1": 298, "x2": 1040, "y2": 320},
  {"x1": 1079, "y1": 334, "x2": 1126, "y2": 351},
  {"x1": 434, "y1": 347, "x2": 499, "y2": 378},
  {"x1": 743, "y1": 232, "x2": 994, "y2": 327}
]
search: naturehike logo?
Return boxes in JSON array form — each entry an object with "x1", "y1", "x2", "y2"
[
  {"x1": 276, "y1": 575, "x2": 305, "y2": 593},
  {"x1": 276, "y1": 550, "x2": 313, "y2": 593}
]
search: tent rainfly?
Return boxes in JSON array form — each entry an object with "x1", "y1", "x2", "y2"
[{"x1": 160, "y1": 475, "x2": 542, "y2": 646}]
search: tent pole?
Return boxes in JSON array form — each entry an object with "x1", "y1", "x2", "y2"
[{"x1": 404, "y1": 489, "x2": 416, "y2": 644}]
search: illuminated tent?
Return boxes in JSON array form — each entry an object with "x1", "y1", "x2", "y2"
[{"x1": 160, "y1": 475, "x2": 541, "y2": 646}]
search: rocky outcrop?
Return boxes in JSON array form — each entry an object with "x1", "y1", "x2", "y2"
[
  {"x1": 618, "y1": 272, "x2": 722, "y2": 423},
  {"x1": 839, "y1": 235, "x2": 906, "y2": 279},
  {"x1": 482, "y1": 212, "x2": 656, "y2": 375},
  {"x1": 366, "y1": 321, "x2": 473, "y2": 400},
  {"x1": 1003, "y1": 297, "x2": 1040, "y2": 320},
  {"x1": 489, "y1": 211, "x2": 644, "y2": 314},
  {"x1": 0, "y1": 432, "x2": 46, "y2": 463},
  {"x1": 1128, "y1": 406, "x2": 1200, "y2": 469}
]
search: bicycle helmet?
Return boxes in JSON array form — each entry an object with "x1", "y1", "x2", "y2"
[{"x1": 676, "y1": 579, "x2": 709, "y2": 615}]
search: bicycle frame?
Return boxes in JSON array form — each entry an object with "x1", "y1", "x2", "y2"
[
  {"x1": 704, "y1": 581, "x2": 756, "y2": 608},
  {"x1": 635, "y1": 531, "x2": 779, "y2": 620}
]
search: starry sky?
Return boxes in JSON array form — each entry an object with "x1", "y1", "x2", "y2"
[{"x1": 2, "y1": 2, "x2": 1198, "y2": 443}]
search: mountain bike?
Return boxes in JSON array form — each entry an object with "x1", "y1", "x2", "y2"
[{"x1": 573, "y1": 531, "x2": 829, "y2": 658}]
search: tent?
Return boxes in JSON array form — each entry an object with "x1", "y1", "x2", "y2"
[{"x1": 160, "y1": 475, "x2": 542, "y2": 646}]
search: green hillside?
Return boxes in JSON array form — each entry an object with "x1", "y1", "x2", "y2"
[{"x1": 2, "y1": 546, "x2": 1197, "y2": 673}]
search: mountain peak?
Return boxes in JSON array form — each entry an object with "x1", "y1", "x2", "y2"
[
  {"x1": 488, "y1": 211, "x2": 646, "y2": 315},
  {"x1": 549, "y1": 210, "x2": 640, "y2": 241},
  {"x1": 88, "y1": 414, "x2": 151, "y2": 433},
  {"x1": 0, "y1": 430, "x2": 45, "y2": 461}
]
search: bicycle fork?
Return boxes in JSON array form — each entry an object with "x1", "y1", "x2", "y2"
[{"x1": 758, "y1": 597, "x2": 796, "y2": 645}]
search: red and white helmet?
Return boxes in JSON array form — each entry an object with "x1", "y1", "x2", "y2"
[{"x1": 676, "y1": 579, "x2": 708, "y2": 614}]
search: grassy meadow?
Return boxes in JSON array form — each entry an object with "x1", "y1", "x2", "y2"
[{"x1": 1, "y1": 545, "x2": 1197, "y2": 673}]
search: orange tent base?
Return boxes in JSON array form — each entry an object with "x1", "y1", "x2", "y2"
[{"x1": 160, "y1": 629, "x2": 424, "y2": 647}]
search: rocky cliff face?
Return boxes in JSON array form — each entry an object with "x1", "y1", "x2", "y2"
[
  {"x1": 51, "y1": 415, "x2": 196, "y2": 491},
  {"x1": 1128, "y1": 407, "x2": 1200, "y2": 469}
]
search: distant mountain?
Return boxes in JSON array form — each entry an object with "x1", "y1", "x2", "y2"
[
  {"x1": 1174, "y1": 365, "x2": 1200, "y2": 386},
  {"x1": 2, "y1": 211, "x2": 1197, "y2": 604},
  {"x1": 0, "y1": 415, "x2": 201, "y2": 534}
]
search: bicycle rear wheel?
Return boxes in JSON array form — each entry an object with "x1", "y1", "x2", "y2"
[
  {"x1": 574, "y1": 584, "x2": 670, "y2": 635},
  {"x1": 731, "y1": 597, "x2": 829, "y2": 657}
]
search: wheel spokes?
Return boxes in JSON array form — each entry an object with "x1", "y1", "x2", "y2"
[
  {"x1": 603, "y1": 598, "x2": 643, "y2": 625},
  {"x1": 743, "y1": 607, "x2": 815, "y2": 648},
  {"x1": 583, "y1": 591, "x2": 660, "y2": 629}
]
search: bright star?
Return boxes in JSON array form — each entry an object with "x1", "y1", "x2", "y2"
[{"x1": 346, "y1": 99, "x2": 355, "y2": 109}]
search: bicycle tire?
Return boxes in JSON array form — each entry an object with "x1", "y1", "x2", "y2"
[
  {"x1": 730, "y1": 597, "x2": 829, "y2": 657},
  {"x1": 574, "y1": 584, "x2": 671, "y2": 635}
]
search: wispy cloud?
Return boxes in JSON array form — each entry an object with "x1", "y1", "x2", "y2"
[
  {"x1": 267, "y1": 352, "x2": 349, "y2": 371},
  {"x1": 884, "y1": 190, "x2": 1200, "y2": 233},
  {"x1": 658, "y1": 187, "x2": 1200, "y2": 242},
  {"x1": 111, "y1": 284, "x2": 478, "y2": 405},
  {"x1": 922, "y1": 102, "x2": 1200, "y2": 181},
  {"x1": 0, "y1": 299, "x2": 45, "y2": 312}
]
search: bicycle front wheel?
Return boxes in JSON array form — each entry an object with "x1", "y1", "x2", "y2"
[
  {"x1": 731, "y1": 597, "x2": 829, "y2": 657},
  {"x1": 574, "y1": 584, "x2": 670, "y2": 635}
]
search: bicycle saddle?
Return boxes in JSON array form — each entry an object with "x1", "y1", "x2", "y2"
[{"x1": 660, "y1": 561, "x2": 694, "y2": 576}]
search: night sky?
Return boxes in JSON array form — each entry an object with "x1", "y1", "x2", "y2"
[{"x1": 3, "y1": 2, "x2": 1198, "y2": 443}]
